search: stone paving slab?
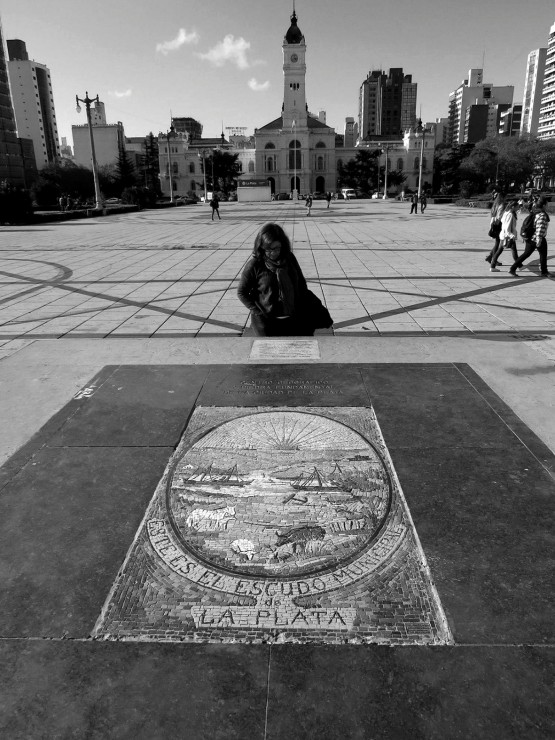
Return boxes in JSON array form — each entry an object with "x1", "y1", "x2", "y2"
[
  {"x1": 1, "y1": 201, "x2": 555, "y2": 339},
  {"x1": 1, "y1": 641, "x2": 553, "y2": 739}
]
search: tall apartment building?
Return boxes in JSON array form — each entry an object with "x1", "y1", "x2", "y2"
[
  {"x1": 0, "y1": 20, "x2": 25, "y2": 185},
  {"x1": 7, "y1": 39, "x2": 60, "y2": 169},
  {"x1": 359, "y1": 68, "x2": 417, "y2": 140},
  {"x1": 448, "y1": 68, "x2": 513, "y2": 145},
  {"x1": 172, "y1": 117, "x2": 203, "y2": 141},
  {"x1": 537, "y1": 22, "x2": 555, "y2": 140},
  {"x1": 72, "y1": 99, "x2": 125, "y2": 169},
  {"x1": 499, "y1": 105, "x2": 523, "y2": 136},
  {"x1": 520, "y1": 48, "x2": 547, "y2": 137}
]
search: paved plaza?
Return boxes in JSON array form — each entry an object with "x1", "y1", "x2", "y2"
[{"x1": 1, "y1": 200, "x2": 554, "y2": 738}]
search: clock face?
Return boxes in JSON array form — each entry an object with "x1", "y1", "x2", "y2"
[{"x1": 291, "y1": 53, "x2": 298, "y2": 63}]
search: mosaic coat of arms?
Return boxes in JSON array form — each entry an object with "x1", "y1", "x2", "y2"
[{"x1": 95, "y1": 407, "x2": 451, "y2": 644}]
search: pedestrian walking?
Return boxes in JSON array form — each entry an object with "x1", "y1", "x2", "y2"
[
  {"x1": 210, "y1": 194, "x2": 221, "y2": 220},
  {"x1": 305, "y1": 194, "x2": 313, "y2": 216},
  {"x1": 326, "y1": 192, "x2": 332, "y2": 209},
  {"x1": 486, "y1": 192, "x2": 506, "y2": 264},
  {"x1": 490, "y1": 201, "x2": 519, "y2": 271},
  {"x1": 410, "y1": 193, "x2": 418, "y2": 214},
  {"x1": 59, "y1": 195, "x2": 66, "y2": 212},
  {"x1": 509, "y1": 196, "x2": 551, "y2": 277},
  {"x1": 237, "y1": 222, "x2": 314, "y2": 336},
  {"x1": 419, "y1": 193, "x2": 427, "y2": 213}
]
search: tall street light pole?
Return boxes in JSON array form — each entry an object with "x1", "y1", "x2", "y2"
[
  {"x1": 164, "y1": 124, "x2": 176, "y2": 203},
  {"x1": 75, "y1": 92, "x2": 103, "y2": 210},
  {"x1": 382, "y1": 144, "x2": 390, "y2": 199},
  {"x1": 417, "y1": 119, "x2": 425, "y2": 199},
  {"x1": 198, "y1": 149, "x2": 208, "y2": 201}
]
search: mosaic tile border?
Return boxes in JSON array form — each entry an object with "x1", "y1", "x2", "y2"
[{"x1": 94, "y1": 406, "x2": 452, "y2": 645}]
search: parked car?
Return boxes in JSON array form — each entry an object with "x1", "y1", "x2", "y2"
[
  {"x1": 341, "y1": 188, "x2": 357, "y2": 200},
  {"x1": 311, "y1": 192, "x2": 327, "y2": 200},
  {"x1": 104, "y1": 197, "x2": 120, "y2": 205},
  {"x1": 355, "y1": 191, "x2": 371, "y2": 199},
  {"x1": 275, "y1": 192, "x2": 290, "y2": 200}
]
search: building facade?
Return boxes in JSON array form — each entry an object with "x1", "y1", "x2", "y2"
[
  {"x1": 7, "y1": 39, "x2": 60, "y2": 169},
  {"x1": 252, "y1": 11, "x2": 337, "y2": 195},
  {"x1": 72, "y1": 100, "x2": 125, "y2": 169},
  {"x1": 499, "y1": 105, "x2": 522, "y2": 136},
  {"x1": 448, "y1": 69, "x2": 514, "y2": 146},
  {"x1": 520, "y1": 48, "x2": 547, "y2": 137},
  {"x1": 0, "y1": 22, "x2": 27, "y2": 186},
  {"x1": 537, "y1": 22, "x2": 555, "y2": 140},
  {"x1": 359, "y1": 68, "x2": 417, "y2": 140}
]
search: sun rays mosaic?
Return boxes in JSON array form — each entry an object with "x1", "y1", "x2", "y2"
[{"x1": 94, "y1": 407, "x2": 452, "y2": 644}]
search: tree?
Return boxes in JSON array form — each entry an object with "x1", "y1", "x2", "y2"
[
  {"x1": 205, "y1": 150, "x2": 241, "y2": 193},
  {"x1": 459, "y1": 136, "x2": 537, "y2": 193},
  {"x1": 115, "y1": 149, "x2": 137, "y2": 190},
  {"x1": 533, "y1": 139, "x2": 555, "y2": 188},
  {"x1": 432, "y1": 142, "x2": 475, "y2": 194},
  {"x1": 337, "y1": 149, "x2": 381, "y2": 191},
  {"x1": 31, "y1": 160, "x2": 96, "y2": 205}
]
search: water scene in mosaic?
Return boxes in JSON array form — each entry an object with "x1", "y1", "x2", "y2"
[{"x1": 94, "y1": 406, "x2": 452, "y2": 645}]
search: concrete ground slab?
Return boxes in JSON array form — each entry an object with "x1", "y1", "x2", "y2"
[{"x1": 1, "y1": 202, "x2": 554, "y2": 737}]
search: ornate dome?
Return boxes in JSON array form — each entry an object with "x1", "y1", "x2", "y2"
[{"x1": 285, "y1": 11, "x2": 303, "y2": 44}]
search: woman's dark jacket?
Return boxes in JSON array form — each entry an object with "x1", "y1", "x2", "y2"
[{"x1": 237, "y1": 253, "x2": 307, "y2": 317}]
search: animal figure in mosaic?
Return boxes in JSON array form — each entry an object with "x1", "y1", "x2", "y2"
[
  {"x1": 230, "y1": 539, "x2": 256, "y2": 561},
  {"x1": 267, "y1": 525, "x2": 327, "y2": 563},
  {"x1": 186, "y1": 505, "x2": 236, "y2": 531}
]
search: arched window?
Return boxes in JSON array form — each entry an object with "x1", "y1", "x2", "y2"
[
  {"x1": 237, "y1": 162, "x2": 243, "y2": 172},
  {"x1": 422, "y1": 157, "x2": 427, "y2": 170},
  {"x1": 248, "y1": 160, "x2": 255, "y2": 173},
  {"x1": 265, "y1": 142, "x2": 275, "y2": 149},
  {"x1": 172, "y1": 162, "x2": 178, "y2": 174},
  {"x1": 315, "y1": 141, "x2": 326, "y2": 148},
  {"x1": 315, "y1": 176, "x2": 325, "y2": 192},
  {"x1": 189, "y1": 162, "x2": 195, "y2": 173},
  {"x1": 266, "y1": 157, "x2": 274, "y2": 172},
  {"x1": 397, "y1": 158, "x2": 403, "y2": 171},
  {"x1": 289, "y1": 140, "x2": 301, "y2": 169},
  {"x1": 414, "y1": 157, "x2": 419, "y2": 170}
]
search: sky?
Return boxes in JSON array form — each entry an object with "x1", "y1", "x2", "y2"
[{"x1": 1, "y1": 0, "x2": 554, "y2": 146}]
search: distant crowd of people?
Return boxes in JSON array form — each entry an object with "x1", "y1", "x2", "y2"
[{"x1": 486, "y1": 191, "x2": 551, "y2": 277}]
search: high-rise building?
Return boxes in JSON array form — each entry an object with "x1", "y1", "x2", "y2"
[
  {"x1": 0, "y1": 20, "x2": 25, "y2": 185},
  {"x1": 537, "y1": 22, "x2": 555, "y2": 140},
  {"x1": 7, "y1": 39, "x2": 60, "y2": 169},
  {"x1": 499, "y1": 105, "x2": 523, "y2": 136},
  {"x1": 172, "y1": 117, "x2": 203, "y2": 142},
  {"x1": 520, "y1": 48, "x2": 547, "y2": 137},
  {"x1": 359, "y1": 68, "x2": 417, "y2": 140},
  {"x1": 448, "y1": 69, "x2": 513, "y2": 146}
]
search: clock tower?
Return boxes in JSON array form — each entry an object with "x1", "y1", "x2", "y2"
[{"x1": 282, "y1": 10, "x2": 307, "y2": 129}]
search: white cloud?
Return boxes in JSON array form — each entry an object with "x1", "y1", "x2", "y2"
[
  {"x1": 110, "y1": 89, "x2": 132, "y2": 98},
  {"x1": 248, "y1": 78, "x2": 270, "y2": 92},
  {"x1": 156, "y1": 28, "x2": 199, "y2": 55},
  {"x1": 197, "y1": 34, "x2": 251, "y2": 69}
]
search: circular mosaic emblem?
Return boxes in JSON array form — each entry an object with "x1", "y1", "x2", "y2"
[{"x1": 166, "y1": 411, "x2": 392, "y2": 579}]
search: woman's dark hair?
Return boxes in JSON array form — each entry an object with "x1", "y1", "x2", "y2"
[{"x1": 252, "y1": 223, "x2": 292, "y2": 259}]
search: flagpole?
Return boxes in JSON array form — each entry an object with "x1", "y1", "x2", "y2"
[{"x1": 292, "y1": 120, "x2": 297, "y2": 200}]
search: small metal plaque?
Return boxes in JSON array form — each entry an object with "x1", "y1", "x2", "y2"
[{"x1": 249, "y1": 339, "x2": 320, "y2": 361}]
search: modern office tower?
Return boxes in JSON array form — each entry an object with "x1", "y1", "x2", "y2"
[
  {"x1": 520, "y1": 48, "x2": 547, "y2": 137},
  {"x1": 0, "y1": 20, "x2": 25, "y2": 185},
  {"x1": 537, "y1": 22, "x2": 555, "y2": 140},
  {"x1": 359, "y1": 68, "x2": 417, "y2": 139},
  {"x1": 448, "y1": 68, "x2": 514, "y2": 145},
  {"x1": 7, "y1": 39, "x2": 60, "y2": 169},
  {"x1": 172, "y1": 117, "x2": 203, "y2": 141}
]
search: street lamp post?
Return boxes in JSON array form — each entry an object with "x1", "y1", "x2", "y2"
[
  {"x1": 417, "y1": 119, "x2": 426, "y2": 199},
  {"x1": 75, "y1": 92, "x2": 103, "y2": 210},
  {"x1": 382, "y1": 144, "x2": 390, "y2": 199},
  {"x1": 164, "y1": 124, "x2": 176, "y2": 203},
  {"x1": 198, "y1": 149, "x2": 208, "y2": 201}
]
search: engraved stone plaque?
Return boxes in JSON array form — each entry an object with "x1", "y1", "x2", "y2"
[
  {"x1": 249, "y1": 339, "x2": 320, "y2": 361},
  {"x1": 94, "y1": 406, "x2": 452, "y2": 644}
]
